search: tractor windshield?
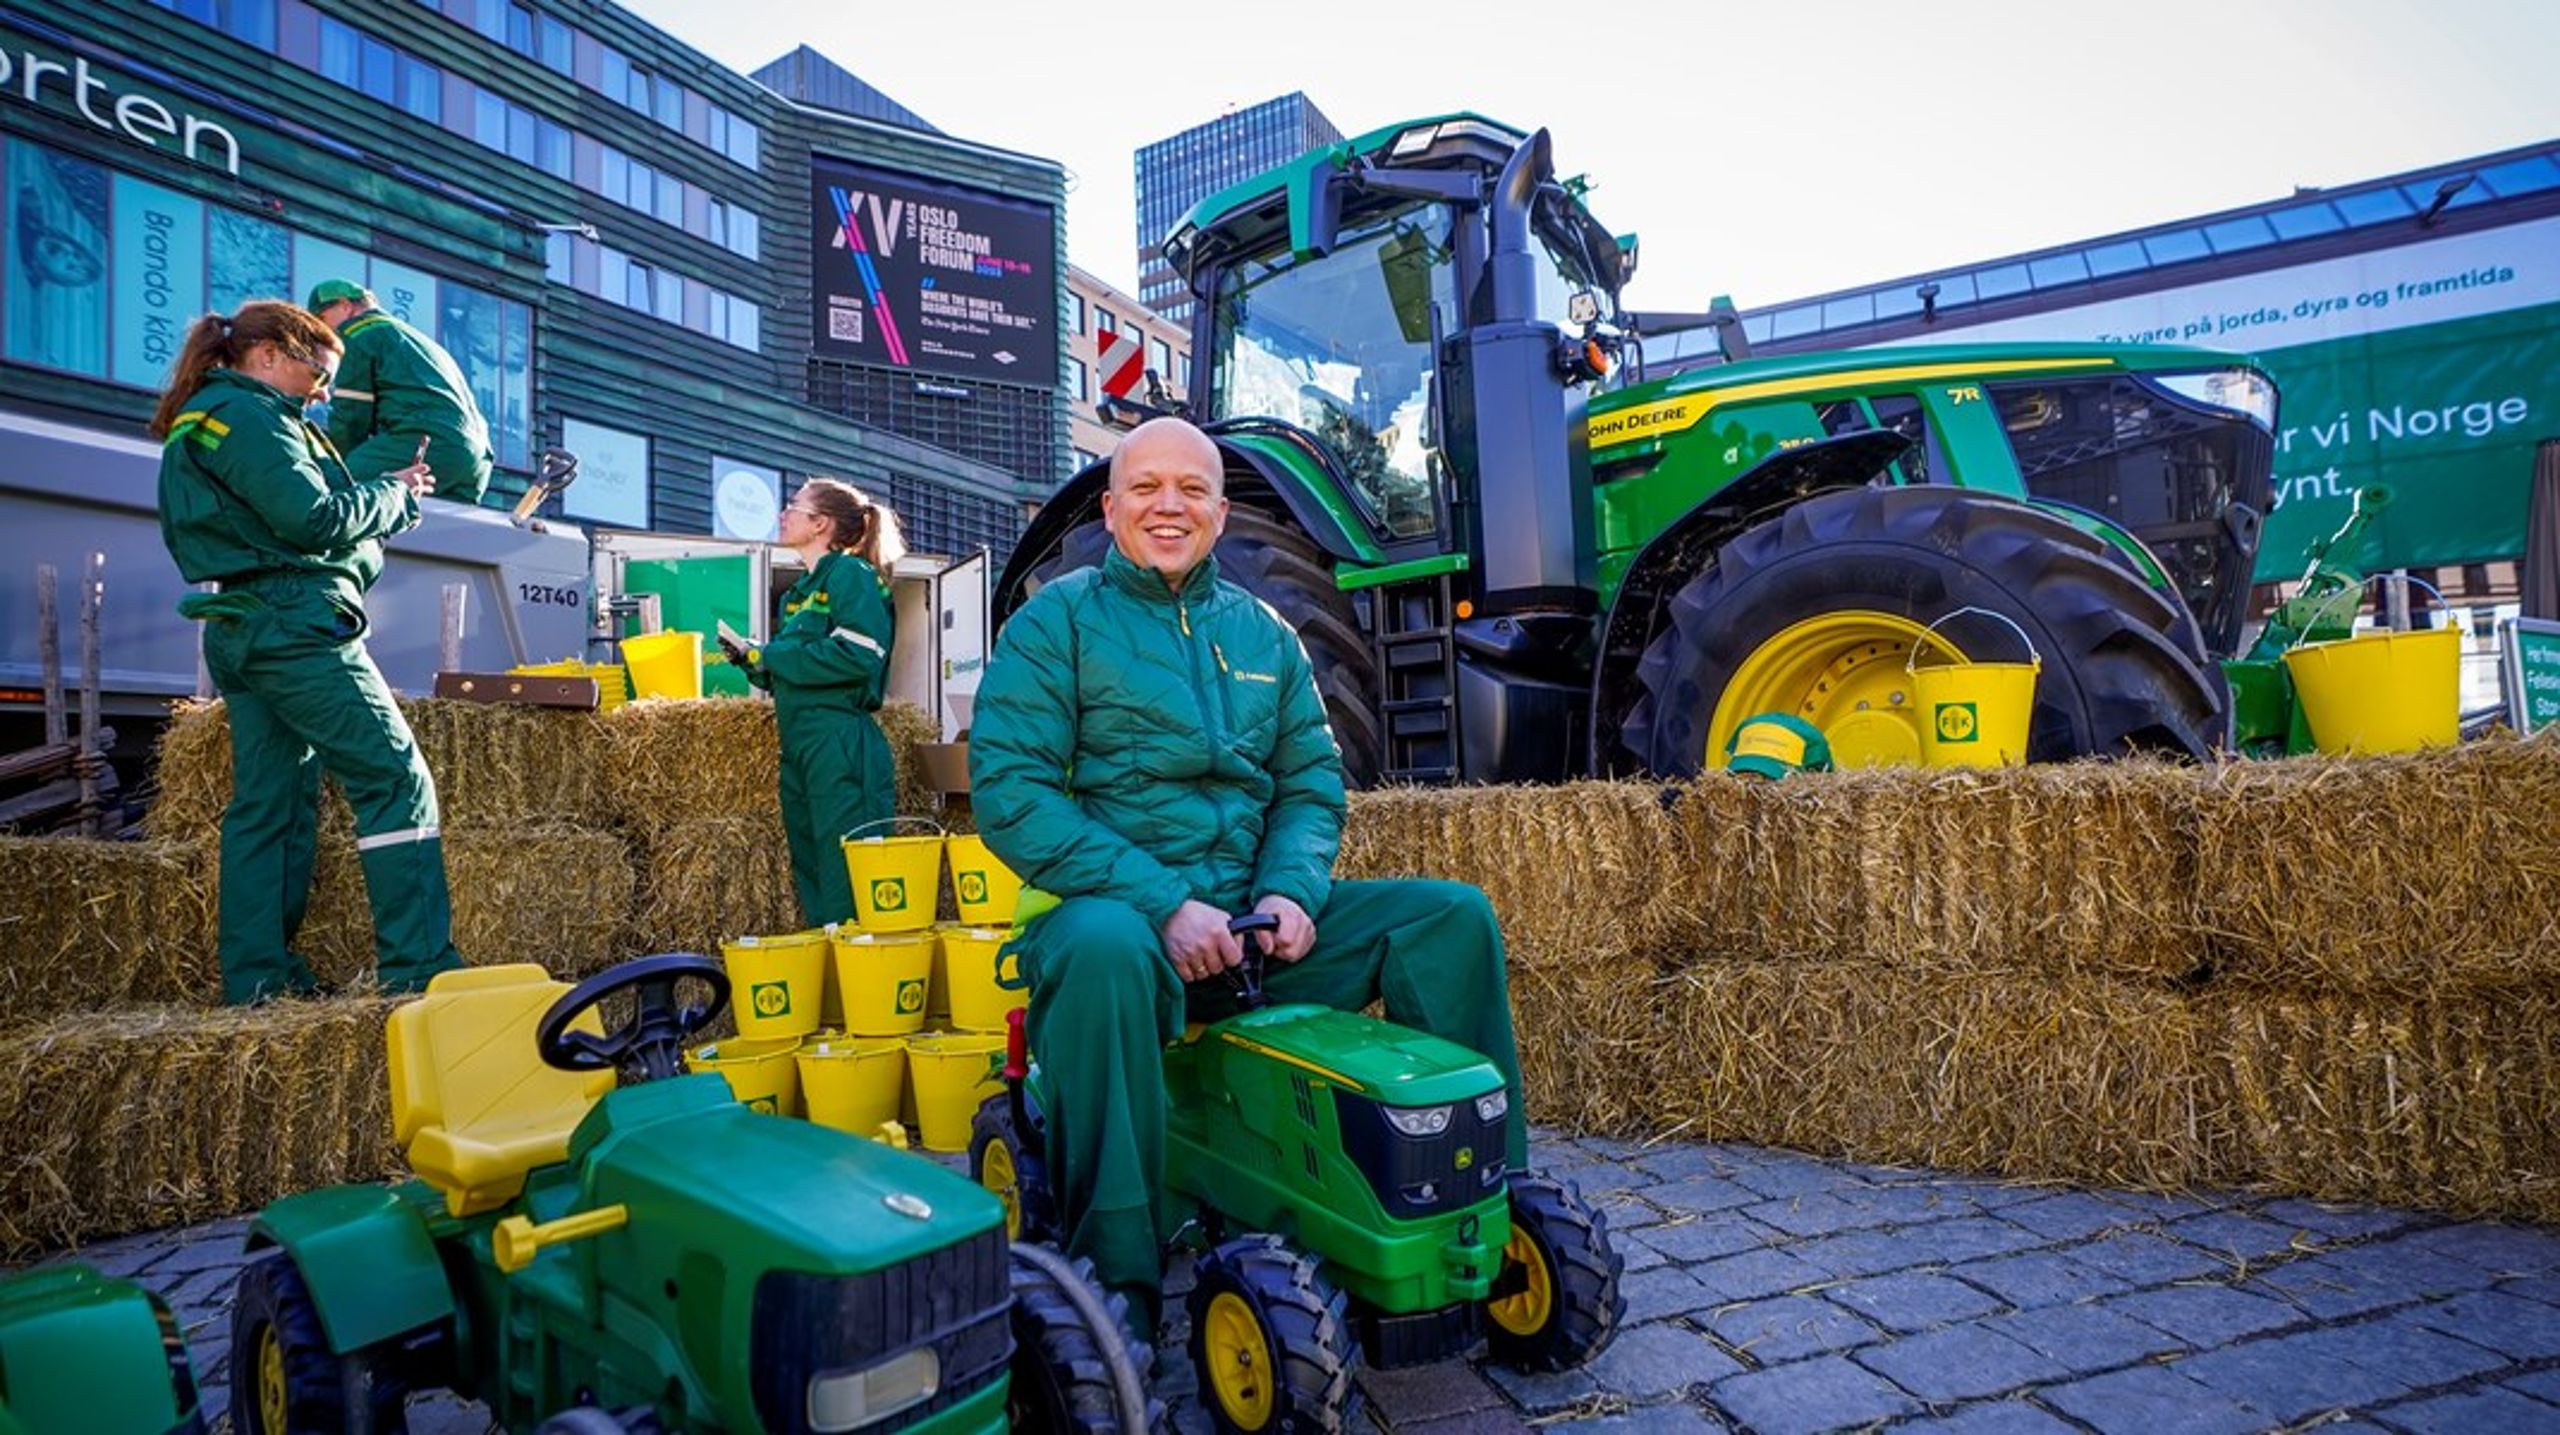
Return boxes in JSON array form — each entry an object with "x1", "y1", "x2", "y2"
[{"x1": 1209, "y1": 202, "x2": 1458, "y2": 538}]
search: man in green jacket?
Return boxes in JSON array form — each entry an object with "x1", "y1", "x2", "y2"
[
  {"x1": 970, "y1": 417, "x2": 1526, "y2": 1327},
  {"x1": 307, "y1": 280, "x2": 494, "y2": 503}
]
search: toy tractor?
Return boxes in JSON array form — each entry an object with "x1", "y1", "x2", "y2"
[
  {"x1": 0, "y1": 1263, "x2": 205, "y2": 1434},
  {"x1": 969, "y1": 916, "x2": 1623, "y2": 1432},
  {"x1": 230, "y1": 954, "x2": 1155, "y2": 1434}
]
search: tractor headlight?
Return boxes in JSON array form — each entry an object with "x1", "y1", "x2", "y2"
[
  {"x1": 1476, "y1": 1090, "x2": 1509, "y2": 1124},
  {"x1": 807, "y1": 1347, "x2": 940, "y2": 1431},
  {"x1": 1384, "y1": 1104, "x2": 1453, "y2": 1137}
]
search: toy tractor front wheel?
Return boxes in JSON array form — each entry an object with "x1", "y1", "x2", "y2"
[
  {"x1": 1187, "y1": 1234, "x2": 1362, "y2": 1434},
  {"x1": 1006, "y1": 1243, "x2": 1162, "y2": 1433},
  {"x1": 969, "y1": 1092, "x2": 1056, "y2": 1243},
  {"x1": 231, "y1": 1251, "x2": 409, "y2": 1434},
  {"x1": 1484, "y1": 1174, "x2": 1625, "y2": 1372}
]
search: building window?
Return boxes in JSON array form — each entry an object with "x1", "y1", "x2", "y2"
[
  {"x1": 1150, "y1": 338, "x2": 1172, "y2": 383},
  {"x1": 536, "y1": 13, "x2": 572, "y2": 71},
  {"x1": 1096, "y1": 307, "x2": 1117, "y2": 335},
  {"x1": 1064, "y1": 292, "x2": 1086, "y2": 334},
  {"x1": 1066, "y1": 356, "x2": 1089, "y2": 402}
]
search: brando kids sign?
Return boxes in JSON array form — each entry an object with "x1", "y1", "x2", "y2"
[{"x1": 808, "y1": 157, "x2": 1053, "y2": 386}]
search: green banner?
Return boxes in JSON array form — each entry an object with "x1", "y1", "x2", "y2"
[{"x1": 2508, "y1": 619, "x2": 2560, "y2": 735}]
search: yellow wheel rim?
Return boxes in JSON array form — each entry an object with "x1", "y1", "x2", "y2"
[
  {"x1": 1487, "y1": 1224, "x2": 1555, "y2": 1338},
  {"x1": 981, "y1": 1136, "x2": 1021, "y2": 1240},
  {"x1": 257, "y1": 1322, "x2": 288, "y2": 1434},
  {"x1": 1203, "y1": 1290, "x2": 1275, "y2": 1429},
  {"x1": 1710, "y1": 611, "x2": 1954, "y2": 769}
]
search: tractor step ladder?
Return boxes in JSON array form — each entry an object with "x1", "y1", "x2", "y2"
[{"x1": 1373, "y1": 575, "x2": 1460, "y2": 784}]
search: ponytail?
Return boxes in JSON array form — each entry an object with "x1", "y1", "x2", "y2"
[
  {"x1": 795, "y1": 476, "x2": 908, "y2": 570},
  {"x1": 148, "y1": 301, "x2": 344, "y2": 438}
]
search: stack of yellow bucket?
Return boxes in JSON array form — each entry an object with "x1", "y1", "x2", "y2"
[
  {"x1": 692, "y1": 825, "x2": 1032, "y2": 1151},
  {"x1": 507, "y1": 657, "x2": 631, "y2": 711}
]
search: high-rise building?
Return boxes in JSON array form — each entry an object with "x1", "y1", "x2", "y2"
[{"x1": 1133, "y1": 92, "x2": 1340, "y2": 326}]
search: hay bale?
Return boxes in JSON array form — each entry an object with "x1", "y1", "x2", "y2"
[
  {"x1": 1666, "y1": 764, "x2": 2208, "y2": 984},
  {"x1": 2215, "y1": 988, "x2": 2560, "y2": 1222},
  {"x1": 1342, "y1": 782, "x2": 1696, "y2": 963},
  {"x1": 628, "y1": 815, "x2": 801, "y2": 954},
  {"x1": 2196, "y1": 733, "x2": 2560, "y2": 992},
  {"x1": 600, "y1": 697, "x2": 938, "y2": 834},
  {"x1": 1575, "y1": 961, "x2": 2227, "y2": 1192},
  {"x1": 0, "y1": 838, "x2": 218, "y2": 1016},
  {"x1": 0, "y1": 997, "x2": 396, "y2": 1257},
  {"x1": 146, "y1": 697, "x2": 614, "y2": 841}
]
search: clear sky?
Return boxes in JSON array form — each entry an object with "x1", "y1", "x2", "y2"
[{"x1": 620, "y1": 0, "x2": 2558, "y2": 311}]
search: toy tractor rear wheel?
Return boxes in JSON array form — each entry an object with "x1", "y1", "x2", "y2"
[
  {"x1": 969, "y1": 1093, "x2": 1056, "y2": 1244},
  {"x1": 1620, "y1": 484, "x2": 2226, "y2": 773},
  {"x1": 1485, "y1": 1174, "x2": 1625, "y2": 1372},
  {"x1": 231, "y1": 1251, "x2": 409, "y2": 1434},
  {"x1": 1187, "y1": 1234, "x2": 1362, "y2": 1434},
  {"x1": 1006, "y1": 1244, "x2": 1163, "y2": 1434}
]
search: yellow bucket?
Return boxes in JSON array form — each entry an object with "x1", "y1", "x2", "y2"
[
  {"x1": 2284, "y1": 627, "x2": 2461, "y2": 754},
  {"x1": 691, "y1": 1036, "x2": 801, "y2": 1115},
  {"x1": 1908, "y1": 607, "x2": 2041, "y2": 769},
  {"x1": 719, "y1": 930, "x2": 828, "y2": 1041},
  {"x1": 944, "y1": 834, "x2": 1024, "y2": 926},
  {"x1": 830, "y1": 929, "x2": 936, "y2": 1036},
  {"x1": 795, "y1": 1035, "x2": 907, "y2": 1136},
  {"x1": 623, "y1": 630, "x2": 704, "y2": 700},
  {"x1": 904, "y1": 1032, "x2": 1007, "y2": 1152},
  {"x1": 939, "y1": 927, "x2": 1023, "y2": 1033},
  {"x1": 842, "y1": 818, "x2": 944, "y2": 932}
]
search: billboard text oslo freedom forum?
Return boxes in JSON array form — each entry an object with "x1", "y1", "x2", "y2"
[{"x1": 808, "y1": 157, "x2": 1054, "y2": 388}]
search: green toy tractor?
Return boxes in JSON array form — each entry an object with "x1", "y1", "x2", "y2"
[
  {"x1": 0, "y1": 1263, "x2": 205, "y2": 1435},
  {"x1": 970, "y1": 915, "x2": 1623, "y2": 1433},
  {"x1": 230, "y1": 955, "x2": 1155, "y2": 1434}
]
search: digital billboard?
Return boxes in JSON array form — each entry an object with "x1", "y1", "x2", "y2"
[{"x1": 809, "y1": 156, "x2": 1053, "y2": 385}]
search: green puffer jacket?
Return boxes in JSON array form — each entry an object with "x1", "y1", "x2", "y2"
[
  {"x1": 326, "y1": 309, "x2": 493, "y2": 490},
  {"x1": 157, "y1": 367, "x2": 417, "y2": 604},
  {"x1": 971, "y1": 546, "x2": 1346, "y2": 931}
]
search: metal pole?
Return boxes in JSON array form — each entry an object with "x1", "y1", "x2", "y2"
[
  {"x1": 2384, "y1": 568, "x2": 2412, "y2": 631},
  {"x1": 36, "y1": 564, "x2": 63, "y2": 747},
  {"x1": 440, "y1": 582, "x2": 469, "y2": 674},
  {"x1": 78, "y1": 552, "x2": 103, "y2": 834},
  {"x1": 635, "y1": 592, "x2": 664, "y2": 636}
]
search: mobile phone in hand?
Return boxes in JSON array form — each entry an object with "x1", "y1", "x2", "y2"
[{"x1": 412, "y1": 435, "x2": 431, "y2": 467}]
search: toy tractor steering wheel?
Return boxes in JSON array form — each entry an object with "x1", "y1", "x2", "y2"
[
  {"x1": 536, "y1": 953, "x2": 729, "y2": 1083},
  {"x1": 1224, "y1": 912, "x2": 1282, "y2": 1011}
]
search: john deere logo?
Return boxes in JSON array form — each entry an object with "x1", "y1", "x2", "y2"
[
  {"x1": 894, "y1": 978, "x2": 926, "y2": 1014},
  {"x1": 870, "y1": 877, "x2": 908, "y2": 912},
  {"x1": 1935, "y1": 701, "x2": 1980, "y2": 743},
  {"x1": 1454, "y1": 1147, "x2": 1475, "y2": 1170},
  {"x1": 958, "y1": 870, "x2": 988, "y2": 903},
  {"x1": 750, "y1": 981, "x2": 791, "y2": 1018}
]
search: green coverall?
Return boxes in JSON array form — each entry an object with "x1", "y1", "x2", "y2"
[
  {"x1": 324, "y1": 308, "x2": 494, "y2": 504},
  {"x1": 970, "y1": 547, "x2": 1527, "y2": 1317},
  {"x1": 158, "y1": 368, "x2": 466, "y2": 1004},
  {"x1": 744, "y1": 552, "x2": 896, "y2": 927}
]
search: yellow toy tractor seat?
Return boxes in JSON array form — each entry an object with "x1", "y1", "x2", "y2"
[{"x1": 389, "y1": 964, "x2": 613, "y2": 1217}]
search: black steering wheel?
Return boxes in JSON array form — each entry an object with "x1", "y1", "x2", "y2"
[
  {"x1": 1224, "y1": 912, "x2": 1282, "y2": 1011},
  {"x1": 537, "y1": 953, "x2": 729, "y2": 1083}
]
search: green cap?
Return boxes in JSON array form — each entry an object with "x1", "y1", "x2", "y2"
[
  {"x1": 1725, "y1": 713, "x2": 1833, "y2": 780},
  {"x1": 306, "y1": 279, "x2": 372, "y2": 311}
]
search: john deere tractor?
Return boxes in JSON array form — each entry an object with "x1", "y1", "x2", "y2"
[
  {"x1": 971, "y1": 915, "x2": 1623, "y2": 1434},
  {"x1": 1001, "y1": 116, "x2": 2279, "y2": 784},
  {"x1": 0, "y1": 1264, "x2": 205, "y2": 1435},
  {"x1": 230, "y1": 956, "x2": 1154, "y2": 1434}
]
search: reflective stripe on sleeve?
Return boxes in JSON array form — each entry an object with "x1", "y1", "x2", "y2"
[{"x1": 829, "y1": 626, "x2": 885, "y2": 656}]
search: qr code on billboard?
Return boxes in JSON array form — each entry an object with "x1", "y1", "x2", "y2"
[{"x1": 828, "y1": 303, "x2": 864, "y2": 343}]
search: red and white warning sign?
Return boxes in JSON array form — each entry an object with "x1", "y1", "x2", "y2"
[{"x1": 1095, "y1": 328, "x2": 1145, "y2": 399}]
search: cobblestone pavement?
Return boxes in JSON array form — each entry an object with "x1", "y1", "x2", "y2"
[{"x1": 22, "y1": 1131, "x2": 2560, "y2": 1433}]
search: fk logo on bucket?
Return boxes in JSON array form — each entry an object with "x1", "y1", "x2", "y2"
[
  {"x1": 1935, "y1": 702, "x2": 1981, "y2": 744},
  {"x1": 957, "y1": 869, "x2": 988, "y2": 904},
  {"x1": 750, "y1": 981, "x2": 792, "y2": 1019},
  {"x1": 870, "y1": 877, "x2": 908, "y2": 913},
  {"x1": 894, "y1": 979, "x2": 926, "y2": 1015}
]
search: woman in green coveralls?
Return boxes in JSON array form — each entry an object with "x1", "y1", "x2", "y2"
[
  {"x1": 726, "y1": 477, "x2": 907, "y2": 927},
  {"x1": 151, "y1": 301, "x2": 465, "y2": 1005}
]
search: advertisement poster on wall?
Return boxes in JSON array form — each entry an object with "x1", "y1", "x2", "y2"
[
  {"x1": 561, "y1": 417, "x2": 650, "y2": 529},
  {"x1": 808, "y1": 156, "x2": 1053, "y2": 385},
  {"x1": 5, "y1": 140, "x2": 110, "y2": 377},
  {"x1": 712, "y1": 457, "x2": 780, "y2": 542}
]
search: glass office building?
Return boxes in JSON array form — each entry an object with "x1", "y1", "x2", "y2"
[
  {"x1": 1133, "y1": 92, "x2": 1340, "y2": 326},
  {"x1": 1, "y1": 0, "x2": 1066, "y2": 558}
]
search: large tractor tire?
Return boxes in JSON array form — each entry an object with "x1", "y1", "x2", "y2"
[
  {"x1": 231, "y1": 1252, "x2": 409, "y2": 1435},
  {"x1": 1005, "y1": 1244, "x2": 1164, "y2": 1434},
  {"x1": 1024, "y1": 508, "x2": 1384, "y2": 787},
  {"x1": 1187, "y1": 1234, "x2": 1363, "y2": 1434},
  {"x1": 1621, "y1": 484, "x2": 2225, "y2": 774}
]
